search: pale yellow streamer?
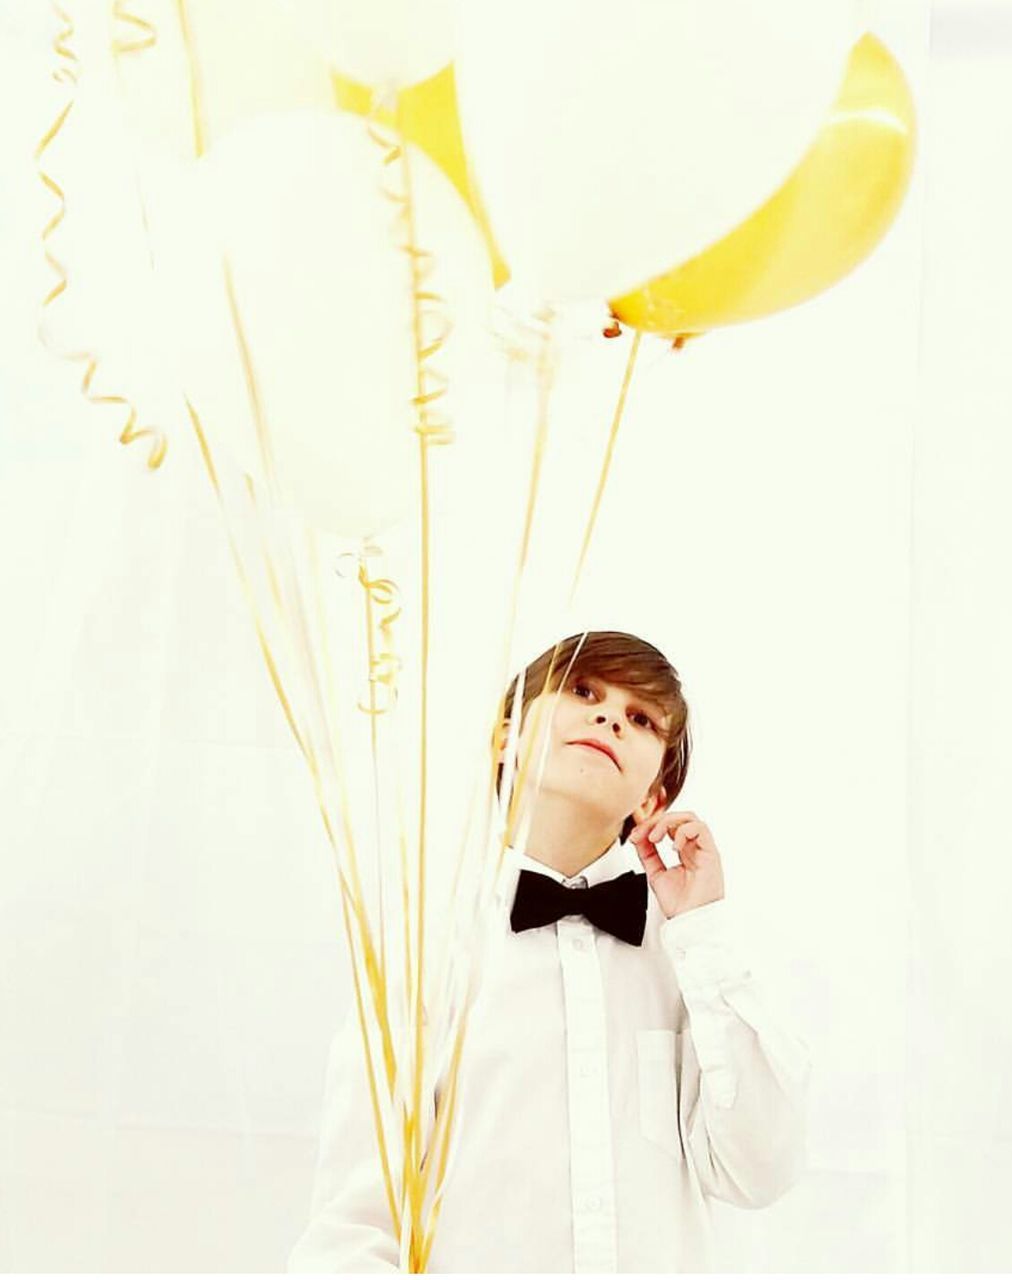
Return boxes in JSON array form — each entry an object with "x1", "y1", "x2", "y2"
[
  {"x1": 187, "y1": 397, "x2": 402, "y2": 1239},
  {"x1": 170, "y1": 6, "x2": 409, "y2": 1252},
  {"x1": 357, "y1": 557, "x2": 403, "y2": 719},
  {"x1": 417, "y1": 312, "x2": 645, "y2": 1270},
  {"x1": 33, "y1": 2, "x2": 168, "y2": 470},
  {"x1": 363, "y1": 85, "x2": 462, "y2": 1270}
]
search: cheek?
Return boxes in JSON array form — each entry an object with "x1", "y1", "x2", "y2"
[
  {"x1": 516, "y1": 711, "x2": 555, "y2": 764},
  {"x1": 634, "y1": 744, "x2": 665, "y2": 786}
]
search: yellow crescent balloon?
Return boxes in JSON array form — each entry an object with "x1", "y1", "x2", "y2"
[
  {"x1": 330, "y1": 63, "x2": 510, "y2": 287},
  {"x1": 609, "y1": 33, "x2": 917, "y2": 341}
]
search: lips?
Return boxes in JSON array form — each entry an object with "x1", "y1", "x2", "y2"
[{"x1": 569, "y1": 739, "x2": 620, "y2": 769}]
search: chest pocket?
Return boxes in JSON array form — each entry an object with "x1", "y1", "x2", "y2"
[{"x1": 636, "y1": 1027, "x2": 686, "y2": 1161}]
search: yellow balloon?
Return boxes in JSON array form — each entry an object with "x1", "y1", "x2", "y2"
[
  {"x1": 609, "y1": 33, "x2": 917, "y2": 341},
  {"x1": 330, "y1": 63, "x2": 510, "y2": 288}
]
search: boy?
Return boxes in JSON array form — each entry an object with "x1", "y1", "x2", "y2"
[{"x1": 287, "y1": 630, "x2": 812, "y2": 1272}]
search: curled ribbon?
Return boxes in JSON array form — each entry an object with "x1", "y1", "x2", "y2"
[
  {"x1": 33, "y1": 1, "x2": 168, "y2": 470},
  {"x1": 35, "y1": 3, "x2": 78, "y2": 313},
  {"x1": 111, "y1": 1, "x2": 157, "y2": 56},
  {"x1": 366, "y1": 88, "x2": 454, "y2": 449},
  {"x1": 354, "y1": 552, "x2": 403, "y2": 717}
]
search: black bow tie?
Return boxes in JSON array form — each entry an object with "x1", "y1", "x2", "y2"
[{"x1": 510, "y1": 867, "x2": 648, "y2": 946}]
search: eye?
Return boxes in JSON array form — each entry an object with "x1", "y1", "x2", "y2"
[
  {"x1": 571, "y1": 681, "x2": 594, "y2": 699},
  {"x1": 631, "y1": 710, "x2": 654, "y2": 729}
]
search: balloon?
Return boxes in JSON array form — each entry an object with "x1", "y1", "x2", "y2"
[
  {"x1": 330, "y1": 64, "x2": 510, "y2": 288},
  {"x1": 609, "y1": 34, "x2": 917, "y2": 340},
  {"x1": 279, "y1": 0, "x2": 454, "y2": 89},
  {"x1": 115, "y1": 0, "x2": 336, "y2": 163},
  {"x1": 151, "y1": 111, "x2": 493, "y2": 538},
  {"x1": 455, "y1": 0, "x2": 861, "y2": 302}
]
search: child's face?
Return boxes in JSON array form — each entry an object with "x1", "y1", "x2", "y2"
[{"x1": 507, "y1": 671, "x2": 669, "y2": 828}]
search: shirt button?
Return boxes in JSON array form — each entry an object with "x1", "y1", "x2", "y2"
[
  {"x1": 577, "y1": 1060, "x2": 594, "y2": 1078},
  {"x1": 582, "y1": 1195, "x2": 603, "y2": 1213},
  {"x1": 572, "y1": 937, "x2": 588, "y2": 951},
  {"x1": 674, "y1": 946, "x2": 686, "y2": 959}
]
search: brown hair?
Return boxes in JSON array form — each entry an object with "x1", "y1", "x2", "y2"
[{"x1": 494, "y1": 630, "x2": 691, "y2": 842}]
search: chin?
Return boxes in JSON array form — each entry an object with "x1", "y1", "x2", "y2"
[{"x1": 518, "y1": 767, "x2": 604, "y2": 809}]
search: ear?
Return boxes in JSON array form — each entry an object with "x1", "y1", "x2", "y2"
[{"x1": 631, "y1": 781, "x2": 667, "y2": 827}]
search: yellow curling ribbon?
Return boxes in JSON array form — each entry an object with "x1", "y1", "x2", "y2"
[
  {"x1": 111, "y1": 1, "x2": 156, "y2": 55},
  {"x1": 190, "y1": 393, "x2": 403, "y2": 1239},
  {"x1": 356, "y1": 556, "x2": 404, "y2": 719},
  {"x1": 220, "y1": 234, "x2": 406, "y2": 1243},
  {"x1": 421, "y1": 303, "x2": 647, "y2": 1270},
  {"x1": 414, "y1": 305, "x2": 559, "y2": 1269},
  {"x1": 333, "y1": 65, "x2": 508, "y2": 289},
  {"x1": 33, "y1": 1, "x2": 168, "y2": 470},
  {"x1": 366, "y1": 92, "x2": 454, "y2": 450},
  {"x1": 163, "y1": 3, "x2": 414, "y2": 1255},
  {"x1": 366, "y1": 87, "x2": 460, "y2": 1272}
]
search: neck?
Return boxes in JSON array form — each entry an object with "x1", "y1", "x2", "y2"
[{"x1": 510, "y1": 794, "x2": 622, "y2": 879}]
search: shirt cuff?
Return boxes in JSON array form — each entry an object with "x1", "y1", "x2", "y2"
[
  {"x1": 660, "y1": 897, "x2": 730, "y2": 945},
  {"x1": 659, "y1": 898, "x2": 752, "y2": 998}
]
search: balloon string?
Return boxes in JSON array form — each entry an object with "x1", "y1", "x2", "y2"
[
  {"x1": 367, "y1": 84, "x2": 461, "y2": 1270},
  {"x1": 356, "y1": 542, "x2": 404, "y2": 1019},
  {"x1": 34, "y1": 1, "x2": 167, "y2": 470},
  {"x1": 353, "y1": 540, "x2": 403, "y2": 1114},
  {"x1": 219, "y1": 259, "x2": 402, "y2": 1097},
  {"x1": 313, "y1": 534, "x2": 407, "y2": 1250},
  {"x1": 186, "y1": 403, "x2": 404, "y2": 1243},
  {"x1": 309, "y1": 528, "x2": 412, "y2": 1247},
  {"x1": 111, "y1": 1, "x2": 156, "y2": 54},
  {"x1": 499, "y1": 330, "x2": 644, "y2": 849},
  {"x1": 416, "y1": 307, "x2": 561, "y2": 1270},
  {"x1": 173, "y1": 0, "x2": 207, "y2": 158},
  {"x1": 493, "y1": 332, "x2": 644, "y2": 854},
  {"x1": 167, "y1": 5, "x2": 405, "y2": 1246},
  {"x1": 186, "y1": 402, "x2": 309, "y2": 758},
  {"x1": 109, "y1": 4, "x2": 159, "y2": 272},
  {"x1": 422, "y1": 320, "x2": 646, "y2": 1264},
  {"x1": 567, "y1": 329, "x2": 642, "y2": 604},
  {"x1": 346, "y1": 96, "x2": 421, "y2": 1178},
  {"x1": 365, "y1": 91, "x2": 454, "y2": 448},
  {"x1": 356, "y1": 555, "x2": 404, "y2": 718}
]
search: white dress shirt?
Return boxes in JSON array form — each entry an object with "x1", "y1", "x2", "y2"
[{"x1": 287, "y1": 835, "x2": 813, "y2": 1273}]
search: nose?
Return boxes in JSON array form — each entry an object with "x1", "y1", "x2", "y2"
[{"x1": 590, "y1": 708, "x2": 621, "y2": 733}]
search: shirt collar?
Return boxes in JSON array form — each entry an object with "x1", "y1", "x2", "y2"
[{"x1": 494, "y1": 834, "x2": 640, "y2": 906}]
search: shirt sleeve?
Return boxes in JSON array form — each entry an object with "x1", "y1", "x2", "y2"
[
  {"x1": 286, "y1": 1007, "x2": 403, "y2": 1273},
  {"x1": 659, "y1": 898, "x2": 814, "y2": 1210}
]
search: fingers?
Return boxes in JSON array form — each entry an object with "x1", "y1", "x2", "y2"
[
  {"x1": 631, "y1": 811, "x2": 701, "y2": 846},
  {"x1": 630, "y1": 810, "x2": 693, "y2": 840},
  {"x1": 630, "y1": 832, "x2": 673, "y2": 888},
  {"x1": 632, "y1": 837, "x2": 665, "y2": 878}
]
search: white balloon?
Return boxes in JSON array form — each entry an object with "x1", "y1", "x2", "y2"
[
  {"x1": 455, "y1": 0, "x2": 861, "y2": 302},
  {"x1": 113, "y1": 0, "x2": 337, "y2": 165},
  {"x1": 151, "y1": 110, "x2": 492, "y2": 538},
  {"x1": 279, "y1": 0, "x2": 455, "y2": 88}
]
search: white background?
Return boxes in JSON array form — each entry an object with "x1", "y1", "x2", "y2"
[{"x1": 2, "y1": 0, "x2": 1011, "y2": 1271}]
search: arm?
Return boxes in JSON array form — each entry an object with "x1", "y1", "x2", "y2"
[
  {"x1": 287, "y1": 1007, "x2": 402, "y2": 1273},
  {"x1": 660, "y1": 899, "x2": 814, "y2": 1209}
]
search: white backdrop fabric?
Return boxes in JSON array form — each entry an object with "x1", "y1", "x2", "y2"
[{"x1": 3, "y1": 0, "x2": 1012, "y2": 1271}]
